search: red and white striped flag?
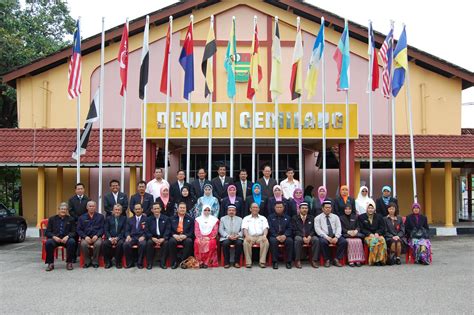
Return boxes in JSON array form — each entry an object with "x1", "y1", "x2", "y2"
[
  {"x1": 67, "y1": 20, "x2": 82, "y2": 100},
  {"x1": 379, "y1": 27, "x2": 394, "y2": 99}
]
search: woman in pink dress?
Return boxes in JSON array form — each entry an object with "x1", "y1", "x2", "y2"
[{"x1": 194, "y1": 205, "x2": 219, "y2": 268}]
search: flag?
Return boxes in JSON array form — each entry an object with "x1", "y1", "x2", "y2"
[
  {"x1": 333, "y1": 20, "x2": 350, "y2": 91},
  {"x1": 246, "y1": 23, "x2": 262, "y2": 100},
  {"x1": 224, "y1": 18, "x2": 237, "y2": 99},
  {"x1": 368, "y1": 21, "x2": 379, "y2": 91},
  {"x1": 160, "y1": 22, "x2": 172, "y2": 96},
  {"x1": 290, "y1": 22, "x2": 303, "y2": 100},
  {"x1": 139, "y1": 17, "x2": 149, "y2": 100},
  {"x1": 118, "y1": 22, "x2": 129, "y2": 96},
  {"x1": 379, "y1": 27, "x2": 394, "y2": 99},
  {"x1": 392, "y1": 26, "x2": 408, "y2": 97},
  {"x1": 68, "y1": 19, "x2": 82, "y2": 100},
  {"x1": 201, "y1": 20, "x2": 216, "y2": 98},
  {"x1": 72, "y1": 90, "x2": 100, "y2": 160},
  {"x1": 179, "y1": 22, "x2": 194, "y2": 99},
  {"x1": 269, "y1": 18, "x2": 282, "y2": 100},
  {"x1": 304, "y1": 21, "x2": 325, "y2": 99}
]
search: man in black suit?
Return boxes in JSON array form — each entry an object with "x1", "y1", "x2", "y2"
[
  {"x1": 169, "y1": 202, "x2": 194, "y2": 269},
  {"x1": 211, "y1": 164, "x2": 234, "y2": 201},
  {"x1": 104, "y1": 179, "x2": 128, "y2": 216},
  {"x1": 235, "y1": 169, "x2": 253, "y2": 202},
  {"x1": 129, "y1": 180, "x2": 154, "y2": 216},
  {"x1": 67, "y1": 183, "x2": 90, "y2": 222},
  {"x1": 145, "y1": 202, "x2": 170, "y2": 269},
  {"x1": 123, "y1": 204, "x2": 148, "y2": 269},
  {"x1": 190, "y1": 168, "x2": 211, "y2": 199},
  {"x1": 170, "y1": 169, "x2": 191, "y2": 201},
  {"x1": 103, "y1": 204, "x2": 127, "y2": 269},
  {"x1": 257, "y1": 165, "x2": 277, "y2": 199}
]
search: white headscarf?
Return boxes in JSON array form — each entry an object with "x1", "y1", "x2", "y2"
[
  {"x1": 195, "y1": 205, "x2": 218, "y2": 235},
  {"x1": 355, "y1": 186, "x2": 370, "y2": 215}
]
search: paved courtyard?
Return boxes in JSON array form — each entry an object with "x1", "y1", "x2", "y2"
[{"x1": 0, "y1": 236, "x2": 473, "y2": 314}]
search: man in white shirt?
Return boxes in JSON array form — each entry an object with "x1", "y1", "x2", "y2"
[
  {"x1": 242, "y1": 202, "x2": 269, "y2": 268},
  {"x1": 280, "y1": 168, "x2": 301, "y2": 199},
  {"x1": 146, "y1": 168, "x2": 170, "y2": 201}
]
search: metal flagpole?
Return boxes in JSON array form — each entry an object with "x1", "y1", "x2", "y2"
[
  {"x1": 274, "y1": 16, "x2": 279, "y2": 183},
  {"x1": 251, "y1": 16, "x2": 257, "y2": 183},
  {"x1": 164, "y1": 16, "x2": 172, "y2": 181},
  {"x1": 345, "y1": 90, "x2": 350, "y2": 186},
  {"x1": 98, "y1": 17, "x2": 105, "y2": 214},
  {"x1": 229, "y1": 16, "x2": 236, "y2": 180},
  {"x1": 142, "y1": 16, "x2": 149, "y2": 180},
  {"x1": 296, "y1": 17, "x2": 303, "y2": 188},
  {"x1": 75, "y1": 17, "x2": 81, "y2": 184},
  {"x1": 321, "y1": 17, "x2": 327, "y2": 188},
  {"x1": 120, "y1": 18, "x2": 129, "y2": 192},
  {"x1": 368, "y1": 20, "x2": 374, "y2": 198},
  {"x1": 187, "y1": 15, "x2": 193, "y2": 182},
  {"x1": 207, "y1": 15, "x2": 213, "y2": 182},
  {"x1": 389, "y1": 21, "x2": 396, "y2": 198}
]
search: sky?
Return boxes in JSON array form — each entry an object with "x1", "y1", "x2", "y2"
[{"x1": 65, "y1": 0, "x2": 474, "y2": 126}]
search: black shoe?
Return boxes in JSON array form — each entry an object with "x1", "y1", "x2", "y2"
[
  {"x1": 83, "y1": 263, "x2": 91, "y2": 269},
  {"x1": 355, "y1": 262, "x2": 362, "y2": 267},
  {"x1": 116, "y1": 263, "x2": 123, "y2": 269},
  {"x1": 137, "y1": 264, "x2": 143, "y2": 269},
  {"x1": 146, "y1": 264, "x2": 152, "y2": 270},
  {"x1": 125, "y1": 263, "x2": 134, "y2": 269},
  {"x1": 324, "y1": 260, "x2": 331, "y2": 268},
  {"x1": 201, "y1": 264, "x2": 208, "y2": 269},
  {"x1": 272, "y1": 262, "x2": 278, "y2": 269},
  {"x1": 92, "y1": 263, "x2": 99, "y2": 269},
  {"x1": 171, "y1": 262, "x2": 178, "y2": 269},
  {"x1": 45, "y1": 264, "x2": 54, "y2": 271},
  {"x1": 286, "y1": 262, "x2": 292, "y2": 269},
  {"x1": 396, "y1": 257, "x2": 401, "y2": 265},
  {"x1": 160, "y1": 263, "x2": 167, "y2": 269},
  {"x1": 104, "y1": 262, "x2": 111, "y2": 269}
]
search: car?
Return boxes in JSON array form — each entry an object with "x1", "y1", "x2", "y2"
[{"x1": 0, "y1": 202, "x2": 27, "y2": 243}]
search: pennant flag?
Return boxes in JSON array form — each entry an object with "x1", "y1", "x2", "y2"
[
  {"x1": 72, "y1": 90, "x2": 100, "y2": 160},
  {"x1": 160, "y1": 22, "x2": 172, "y2": 96},
  {"x1": 139, "y1": 17, "x2": 149, "y2": 100},
  {"x1": 305, "y1": 21, "x2": 325, "y2": 99},
  {"x1": 118, "y1": 22, "x2": 129, "y2": 96},
  {"x1": 224, "y1": 18, "x2": 237, "y2": 99},
  {"x1": 179, "y1": 22, "x2": 194, "y2": 100},
  {"x1": 246, "y1": 23, "x2": 262, "y2": 100},
  {"x1": 269, "y1": 18, "x2": 282, "y2": 100},
  {"x1": 392, "y1": 26, "x2": 408, "y2": 97},
  {"x1": 290, "y1": 22, "x2": 304, "y2": 100},
  {"x1": 333, "y1": 20, "x2": 350, "y2": 91},
  {"x1": 379, "y1": 27, "x2": 394, "y2": 99},
  {"x1": 201, "y1": 20, "x2": 216, "y2": 98},
  {"x1": 368, "y1": 21, "x2": 379, "y2": 91},
  {"x1": 68, "y1": 19, "x2": 82, "y2": 100}
]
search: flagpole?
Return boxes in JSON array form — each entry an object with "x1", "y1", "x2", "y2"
[
  {"x1": 368, "y1": 20, "x2": 374, "y2": 198},
  {"x1": 321, "y1": 17, "x2": 327, "y2": 188},
  {"x1": 98, "y1": 17, "x2": 105, "y2": 214},
  {"x1": 120, "y1": 18, "x2": 129, "y2": 192},
  {"x1": 75, "y1": 18, "x2": 81, "y2": 184},
  {"x1": 207, "y1": 15, "x2": 213, "y2": 181},
  {"x1": 296, "y1": 17, "x2": 303, "y2": 188},
  {"x1": 142, "y1": 16, "x2": 149, "y2": 180},
  {"x1": 389, "y1": 21, "x2": 396, "y2": 198},
  {"x1": 251, "y1": 16, "x2": 257, "y2": 184},
  {"x1": 274, "y1": 16, "x2": 279, "y2": 183},
  {"x1": 164, "y1": 16, "x2": 172, "y2": 182},
  {"x1": 187, "y1": 15, "x2": 194, "y2": 182},
  {"x1": 345, "y1": 90, "x2": 350, "y2": 187}
]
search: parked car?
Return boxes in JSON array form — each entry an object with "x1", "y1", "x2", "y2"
[{"x1": 0, "y1": 202, "x2": 27, "y2": 243}]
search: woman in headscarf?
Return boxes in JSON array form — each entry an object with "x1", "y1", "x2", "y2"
[
  {"x1": 176, "y1": 186, "x2": 196, "y2": 216},
  {"x1": 155, "y1": 185, "x2": 175, "y2": 217},
  {"x1": 358, "y1": 199, "x2": 387, "y2": 266},
  {"x1": 304, "y1": 185, "x2": 315, "y2": 208},
  {"x1": 245, "y1": 183, "x2": 268, "y2": 216},
  {"x1": 195, "y1": 184, "x2": 219, "y2": 218},
  {"x1": 339, "y1": 203, "x2": 365, "y2": 267},
  {"x1": 220, "y1": 184, "x2": 244, "y2": 218},
  {"x1": 383, "y1": 202, "x2": 406, "y2": 265},
  {"x1": 289, "y1": 188, "x2": 305, "y2": 216},
  {"x1": 405, "y1": 203, "x2": 431, "y2": 265},
  {"x1": 355, "y1": 186, "x2": 370, "y2": 215},
  {"x1": 375, "y1": 185, "x2": 398, "y2": 217},
  {"x1": 334, "y1": 185, "x2": 356, "y2": 216},
  {"x1": 194, "y1": 205, "x2": 219, "y2": 268},
  {"x1": 311, "y1": 186, "x2": 331, "y2": 217},
  {"x1": 265, "y1": 185, "x2": 290, "y2": 217}
]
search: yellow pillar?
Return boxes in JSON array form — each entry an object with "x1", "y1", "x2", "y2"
[
  {"x1": 354, "y1": 161, "x2": 361, "y2": 197},
  {"x1": 424, "y1": 163, "x2": 432, "y2": 223},
  {"x1": 55, "y1": 167, "x2": 63, "y2": 208},
  {"x1": 37, "y1": 167, "x2": 45, "y2": 227},
  {"x1": 129, "y1": 167, "x2": 137, "y2": 217},
  {"x1": 444, "y1": 162, "x2": 453, "y2": 227}
]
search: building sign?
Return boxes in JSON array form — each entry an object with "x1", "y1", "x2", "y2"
[{"x1": 145, "y1": 103, "x2": 358, "y2": 139}]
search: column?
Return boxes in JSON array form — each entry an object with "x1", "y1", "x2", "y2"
[
  {"x1": 468, "y1": 173, "x2": 472, "y2": 218},
  {"x1": 37, "y1": 167, "x2": 45, "y2": 227},
  {"x1": 354, "y1": 161, "x2": 361, "y2": 197},
  {"x1": 55, "y1": 167, "x2": 63, "y2": 208},
  {"x1": 423, "y1": 163, "x2": 432, "y2": 223},
  {"x1": 444, "y1": 162, "x2": 453, "y2": 227},
  {"x1": 129, "y1": 167, "x2": 137, "y2": 199},
  {"x1": 338, "y1": 140, "x2": 355, "y2": 195}
]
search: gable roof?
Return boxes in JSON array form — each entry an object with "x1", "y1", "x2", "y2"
[{"x1": 2, "y1": 0, "x2": 473, "y2": 88}]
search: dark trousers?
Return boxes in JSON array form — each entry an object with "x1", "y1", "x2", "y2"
[
  {"x1": 221, "y1": 239, "x2": 243, "y2": 265},
  {"x1": 123, "y1": 239, "x2": 146, "y2": 266},
  {"x1": 294, "y1": 235, "x2": 319, "y2": 261},
  {"x1": 103, "y1": 239, "x2": 124, "y2": 264},
  {"x1": 45, "y1": 238, "x2": 76, "y2": 264},
  {"x1": 168, "y1": 237, "x2": 193, "y2": 264},
  {"x1": 319, "y1": 236, "x2": 347, "y2": 261},
  {"x1": 145, "y1": 239, "x2": 169, "y2": 266},
  {"x1": 269, "y1": 236, "x2": 294, "y2": 263}
]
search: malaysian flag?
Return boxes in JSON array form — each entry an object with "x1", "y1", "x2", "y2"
[
  {"x1": 379, "y1": 27, "x2": 394, "y2": 99},
  {"x1": 68, "y1": 19, "x2": 82, "y2": 100}
]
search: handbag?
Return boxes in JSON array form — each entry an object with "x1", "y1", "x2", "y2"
[
  {"x1": 179, "y1": 256, "x2": 200, "y2": 269},
  {"x1": 411, "y1": 228, "x2": 427, "y2": 239}
]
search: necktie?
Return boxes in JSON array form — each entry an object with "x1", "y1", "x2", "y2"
[
  {"x1": 114, "y1": 194, "x2": 118, "y2": 204},
  {"x1": 78, "y1": 196, "x2": 82, "y2": 204},
  {"x1": 200, "y1": 180, "x2": 204, "y2": 192},
  {"x1": 230, "y1": 217, "x2": 234, "y2": 235},
  {"x1": 59, "y1": 219, "x2": 64, "y2": 236},
  {"x1": 136, "y1": 217, "x2": 139, "y2": 230},
  {"x1": 326, "y1": 215, "x2": 334, "y2": 237},
  {"x1": 115, "y1": 217, "x2": 118, "y2": 234},
  {"x1": 242, "y1": 182, "x2": 246, "y2": 200}
]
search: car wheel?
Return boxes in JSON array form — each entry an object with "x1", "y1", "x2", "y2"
[{"x1": 14, "y1": 225, "x2": 26, "y2": 243}]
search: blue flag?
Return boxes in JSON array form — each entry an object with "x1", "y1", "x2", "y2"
[{"x1": 179, "y1": 22, "x2": 194, "y2": 99}]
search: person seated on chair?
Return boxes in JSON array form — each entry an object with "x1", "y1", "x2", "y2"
[
  {"x1": 314, "y1": 200, "x2": 347, "y2": 267},
  {"x1": 145, "y1": 202, "x2": 170, "y2": 270},
  {"x1": 45, "y1": 202, "x2": 77, "y2": 271},
  {"x1": 242, "y1": 202, "x2": 269, "y2": 268},
  {"x1": 77, "y1": 200, "x2": 104, "y2": 268},
  {"x1": 359, "y1": 200, "x2": 387, "y2": 266},
  {"x1": 123, "y1": 204, "x2": 147, "y2": 269},
  {"x1": 169, "y1": 202, "x2": 194, "y2": 269},
  {"x1": 384, "y1": 202, "x2": 406, "y2": 265},
  {"x1": 103, "y1": 179, "x2": 128, "y2": 217},
  {"x1": 103, "y1": 204, "x2": 127, "y2": 269},
  {"x1": 219, "y1": 204, "x2": 243, "y2": 269},
  {"x1": 268, "y1": 201, "x2": 293, "y2": 269},
  {"x1": 405, "y1": 203, "x2": 431, "y2": 265},
  {"x1": 194, "y1": 205, "x2": 220, "y2": 268},
  {"x1": 292, "y1": 202, "x2": 319, "y2": 269},
  {"x1": 129, "y1": 180, "x2": 154, "y2": 216},
  {"x1": 340, "y1": 203, "x2": 365, "y2": 267}
]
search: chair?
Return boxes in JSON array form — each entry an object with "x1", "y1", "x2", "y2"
[
  {"x1": 319, "y1": 243, "x2": 346, "y2": 266},
  {"x1": 219, "y1": 243, "x2": 243, "y2": 266},
  {"x1": 40, "y1": 219, "x2": 65, "y2": 262},
  {"x1": 405, "y1": 245, "x2": 433, "y2": 264},
  {"x1": 267, "y1": 243, "x2": 287, "y2": 265}
]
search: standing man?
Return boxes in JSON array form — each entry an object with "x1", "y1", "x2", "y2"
[
  {"x1": 44, "y1": 202, "x2": 77, "y2": 271},
  {"x1": 292, "y1": 202, "x2": 319, "y2": 268},
  {"x1": 211, "y1": 164, "x2": 234, "y2": 201},
  {"x1": 242, "y1": 202, "x2": 270, "y2": 268},
  {"x1": 145, "y1": 202, "x2": 170, "y2": 270},
  {"x1": 190, "y1": 168, "x2": 212, "y2": 199},
  {"x1": 68, "y1": 183, "x2": 90, "y2": 222},
  {"x1": 146, "y1": 168, "x2": 170, "y2": 201},
  {"x1": 257, "y1": 165, "x2": 277, "y2": 199},
  {"x1": 235, "y1": 169, "x2": 253, "y2": 202},
  {"x1": 77, "y1": 201, "x2": 104, "y2": 268},
  {"x1": 268, "y1": 202, "x2": 293, "y2": 269},
  {"x1": 280, "y1": 168, "x2": 301, "y2": 199},
  {"x1": 170, "y1": 170, "x2": 191, "y2": 201},
  {"x1": 129, "y1": 180, "x2": 154, "y2": 216},
  {"x1": 219, "y1": 204, "x2": 243, "y2": 268},
  {"x1": 103, "y1": 204, "x2": 127, "y2": 269},
  {"x1": 123, "y1": 204, "x2": 148, "y2": 269},
  {"x1": 104, "y1": 179, "x2": 129, "y2": 216},
  {"x1": 169, "y1": 202, "x2": 194, "y2": 269}
]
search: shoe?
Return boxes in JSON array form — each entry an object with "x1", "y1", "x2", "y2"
[
  {"x1": 202, "y1": 264, "x2": 208, "y2": 269},
  {"x1": 45, "y1": 264, "x2": 54, "y2": 272},
  {"x1": 259, "y1": 263, "x2": 266, "y2": 268},
  {"x1": 171, "y1": 262, "x2": 178, "y2": 269},
  {"x1": 83, "y1": 263, "x2": 91, "y2": 269},
  {"x1": 160, "y1": 263, "x2": 167, "y2": 269},
  {"x1": 66, "y1": 263, "x2": 73, "y2": 270},
  {"x1": 375, "y1": 262, "x2": 382, "y2": 266},
  {"x1": 224, "y1": 264, "x2": 231, "y2": 269},
  {"x1": 286, "y1": 262, "x2": 292, "y2": 269},
  {"x1": 272, "y1": 262, "x2": 278, "y2": 269},
  {"x1": 104, "y1": 262, "x2": 111, "y2": 269},
  {"x1": 311, "y1": 261, "x2": 319, "y2": 269},
  {"x1": 396, "y1": 257, "x2": 401, "y2": 265},
  {"x1": 116, "y1": 263, "x2": 122, "y2": 269},
  {"x1": 355, "y1": 262, "x2": 362, "y2": 267},
  {"x1": 146, "y1": 264, "x2": 152, "y2": 270},
  {"x1": 233, "y1": 263, "x2": 241, "y2": 268},
  {"x1": 333, "y1": 259, "x2": 343, "y2": 267},
  {"x1": 125, "y1": 263, "x2": 134, "y2": 269},
  {"x1": 137, "y1": 264, "x2": 143, "y2": 269},
  {"x1": 92, "y1": 264, "x2": 99, "y2": 269},
  {"x1": 349, "y1": 262, "x2": 355, "y2": 267},
  {"x1": 324, "y1": 260, "x2": 331, "y2": 268},
  {"x1": 295, "y1": 260, "x2": 302, "y2": 269},
  {"x1": 246, "y1": 264, "x2": 252, "y2": 268}
]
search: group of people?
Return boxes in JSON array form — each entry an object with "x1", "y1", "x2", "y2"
[{"x1": 43, "y1": 165, "x2": 432, "y2": 271}]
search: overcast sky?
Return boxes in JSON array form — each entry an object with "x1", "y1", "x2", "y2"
[{"x1": 66, "y1": 0, "x2": 474, "y2": 126}]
